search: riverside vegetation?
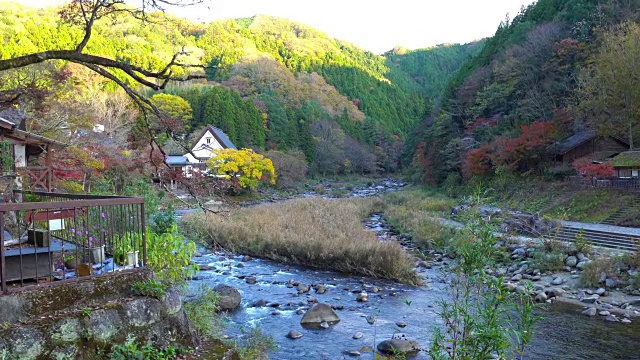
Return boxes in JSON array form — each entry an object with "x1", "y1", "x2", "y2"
[{"x1": 183, "y1": 197, "x2": 418, "y2": 284}]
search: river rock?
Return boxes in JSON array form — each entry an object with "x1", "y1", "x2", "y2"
[
  {"x1": 246, "y1": 276, "x2": 257, "y2": 284},
  {"x1": 300, "y1": 303, "x2": 341, "y2": 325},
  {"x1": 577, "y1": 252, "x2": 586, "y2": 261},
  {"x1": 565, "y1": 256, "x2": 578, "y2": 267},
  {"x1": 252, "y1": 299, "x2": 267, "y2": 307},
  {"x1": 511, "y1": 274, "x2": 523, "y2": 281},
  {"x1": 366, "y1": 314, "x2": 377, "y2": 325},
  {"x1": 582, "y1": 308, "x2": 597, "y2": 316},
  {"x1": 356, "y1": 292, "x2": 368, "y2": 302},
  {"x1": 605, "y1": 315, "x2": 620, "y2": 322},
  {"x1": 551, "y1": 277, "x2": 564, "y2": 285},
  {"x1": 581, "y1": 295, "x2": 600, "y2": 304},
  {"x1": 319, "y1": 321, "x2": 330, "y2": 329},
  {"x1": 214, "y1": 284, "x2": 241, "y2": 311},
  {"x1": 599, "y1": 272, "x2": 607, "y2": 284},
  {"x1": 576, "y1": 260, "x2": 590, "y2": 270},
  {"x1": 534, "y1": 292, "x2": 548, "y2": 303},
  {"x1": 236, "y1": 263, "x2": 245, "y2": 268},
  {"x1": 314, "y1": 284, "x2": 328, "y2": 294},
  {"x1": 353, "y1": 332, "x2": 364, "y2": 339},
  {"x1": 396, "y1": 321, "x2": 407, "y2": 328},
  {"x1": 287, "y1": 330, "x2": 303, "y2": 339},
  {"x1": 605, "y1": 278, "x2": 616, "y2": 288},
  {"x1": 596, "y1": 288, "x2": 607, "y2": 296},
  {"x1": 622, "y1": 318, "x2": 632, "y2": 324},
  {"x1": 599, "y1": 310, "x2": 610, "y2": 316},
  {"x1": 242, "y1": 255, "x2": 252, "y2": 262},
  {"x1": 199, "y1": 265, "x2": 215, "y2": 271},
  {"x1": 377, "y1": 333, "x2": 420, "y2": 355},
  {"x1": 297, "y1": 283, "x2": 311, "y2": 294},
  {"x1": 344, "y1": 350, "x2": 361, "y2": 357}
]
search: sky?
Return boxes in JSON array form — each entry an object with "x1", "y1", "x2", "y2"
[{"x1": 15, "y1": 0, "x2": 536, "y2": 54}]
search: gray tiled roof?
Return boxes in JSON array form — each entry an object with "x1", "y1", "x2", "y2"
[
  {"x1": 208, "y1": 125, "x2": 237, "y2": 150},
  {"x1": 166, "y1": 155, "x2": 189, "y2": 165}
]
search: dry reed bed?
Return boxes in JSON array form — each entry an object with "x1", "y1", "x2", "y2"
[{"x1": 183, "y1": 197, "x2": 418, "y2": 284}]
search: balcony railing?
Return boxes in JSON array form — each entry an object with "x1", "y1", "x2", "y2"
[{"x1": 0, "y1": 191, "x2": 146, "y2": 294}]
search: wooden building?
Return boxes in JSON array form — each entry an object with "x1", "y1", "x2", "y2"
[
  {"x1": 552, "y1": 130, "x2": 629, "y2": 165},
  {"x1": 0, "y1": 108, "x2": 64, "y2": 194},
  {"x1": 612, "y1": 151, "x2": 640, "y2": 178}
]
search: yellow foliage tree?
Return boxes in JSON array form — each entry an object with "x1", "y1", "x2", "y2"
[{"x1": 206, "y1": 148, "x2": 276, "y2": 190}]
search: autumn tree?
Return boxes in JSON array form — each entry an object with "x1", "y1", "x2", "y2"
[
  {"x1": 578, "y1": 21, "x2": 640, "y2": 149},
  {"x1": 206, "y1": 148, "x2": 276, "y2": 191}
]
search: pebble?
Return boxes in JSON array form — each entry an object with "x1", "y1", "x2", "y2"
[{"x1": 353, "y1": 332, "x2": 364, "y2": 339}]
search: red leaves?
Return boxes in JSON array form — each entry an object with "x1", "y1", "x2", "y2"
[
  {"x1": 573, "y1": 160, "x2": 613, "y2": 178},
  {"x1": 464, "y1": 121, "x2": 555, "y2": 177}
]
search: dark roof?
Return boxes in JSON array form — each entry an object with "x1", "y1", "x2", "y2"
[
  {"x1": 191, "y1": 125, "x2": 237, "y2": 150},
  {"x1": 554, "y1": 130, "x2": 597, "y2": 154},
  {"x1": 0, "y1": 108, "x2": 26, "y2": 127},
  {"x1": 612, "y1": 151, "x2": 640, "y2": 167}
]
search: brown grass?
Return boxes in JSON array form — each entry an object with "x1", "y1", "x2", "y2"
[{"x1": 182, "y1": 197, "x2": 418, "y2": 284}]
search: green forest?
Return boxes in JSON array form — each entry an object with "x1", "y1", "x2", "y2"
[
  {"x1": 406, "y1": 0, "x2": 640, "y2": 186},
  {"x1": 3, "y1": 0, "x2": 640, "y2": 190},
  {"x1": 0, "y1": 2, "x2": 476, "y2": 181}
]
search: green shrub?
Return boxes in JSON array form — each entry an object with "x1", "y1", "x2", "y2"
[
  {"x1": 146, "y1": 224, "x2": 199, "y2": 285},
  {"x1": 107, "y1": 335, "x2": 188, "y2": 360},
  {"x1": 234, "y1": 327, "x2": 276, "y2": 360},
  {"x1": 429, "y1": 206, "x2": 540, "y2": 359},
  {"x1": 151, "y1": 206, "x2": 177, "y2": 234},
  {"x1": 131, "y1": 280, "x2": 168, "y2": 299},
  {"x1": 184, "y1": 283, "x2": 225, "y2": 339}
]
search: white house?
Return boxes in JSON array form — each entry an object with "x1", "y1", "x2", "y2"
[{"x1": 165, "y1": 125, "x2": 236, "y2": 182}]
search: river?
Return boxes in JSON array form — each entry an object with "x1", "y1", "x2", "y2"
[{"x1": 183, "y1": 182, "x2": 640, "y2": 359}]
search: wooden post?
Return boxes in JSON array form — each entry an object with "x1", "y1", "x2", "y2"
[
  {"x1": 45, "y1": 144, "x2": 52, "y2": 192},
  {"x1": 1, "y1": 213, "x2": 6, "y2": 294}
]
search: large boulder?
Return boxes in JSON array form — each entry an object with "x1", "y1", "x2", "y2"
[
  {"x1": 213, "y1": 284, "x2": 241, "y2": 312},
  {"x1": 377, "y1": 333, "x2": 420, "y2": 355},
  {"x1": 300, "y1": 303, "x2": 340, "y2": 326}
]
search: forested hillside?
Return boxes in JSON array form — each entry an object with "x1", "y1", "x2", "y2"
[
  {"x1": 385, "y1": 41, "x2": 484, "y2": 100},
  {"x1": 0, "y1": 2, "x2": 480, "y2": 176},
  {"x1": 407, "y1": 0, "x2": 640, "y2": 186}
]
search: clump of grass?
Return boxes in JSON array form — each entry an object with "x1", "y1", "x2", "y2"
[
  {"x1": 581, "y1": 257, "x2": 617, "y2": 287},
  {"x1": 183, "y1": 197, "x2": 418, "y2": 284},
  {"x1": 383, "y1": 188, "x2": 458, "y2": 254}
]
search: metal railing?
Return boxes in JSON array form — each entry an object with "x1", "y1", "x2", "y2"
[
  {"x1": 0, "y1": 191, "x2": 146, "y2": 294},
  {"x1": 569, "y1": 176, "x2": 640, "y2": 190}
]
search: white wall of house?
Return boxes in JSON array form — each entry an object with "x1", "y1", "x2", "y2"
[{"x1": 190, "y1": 130, "x2": 223, "y2": 162}]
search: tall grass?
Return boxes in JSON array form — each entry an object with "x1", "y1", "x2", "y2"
[
  {"x1": 183, "y1": 197, "x2": 418, "y2": 284},
  {"x1": 383, "y1": 188, "x2": 458, "y2": 253}
]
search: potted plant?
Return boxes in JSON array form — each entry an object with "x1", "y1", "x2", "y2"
[
  {"x1": 87, "y1": 237, "x2": 105, "y2": 264},
  {"x1": 114, "y1": 234, "x2": 140, "y2": 266},
  {"x1": 63, "y1": 255, "x2": 79, "y2": 270}
]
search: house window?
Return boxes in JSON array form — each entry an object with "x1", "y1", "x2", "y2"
[{"x1": 206, "y1": 137, "x2": 211, "y2": 144}]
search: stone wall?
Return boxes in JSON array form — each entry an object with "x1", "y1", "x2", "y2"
[{"x1": 0, "y1": 269, "x2": 196, "y2": 359}]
